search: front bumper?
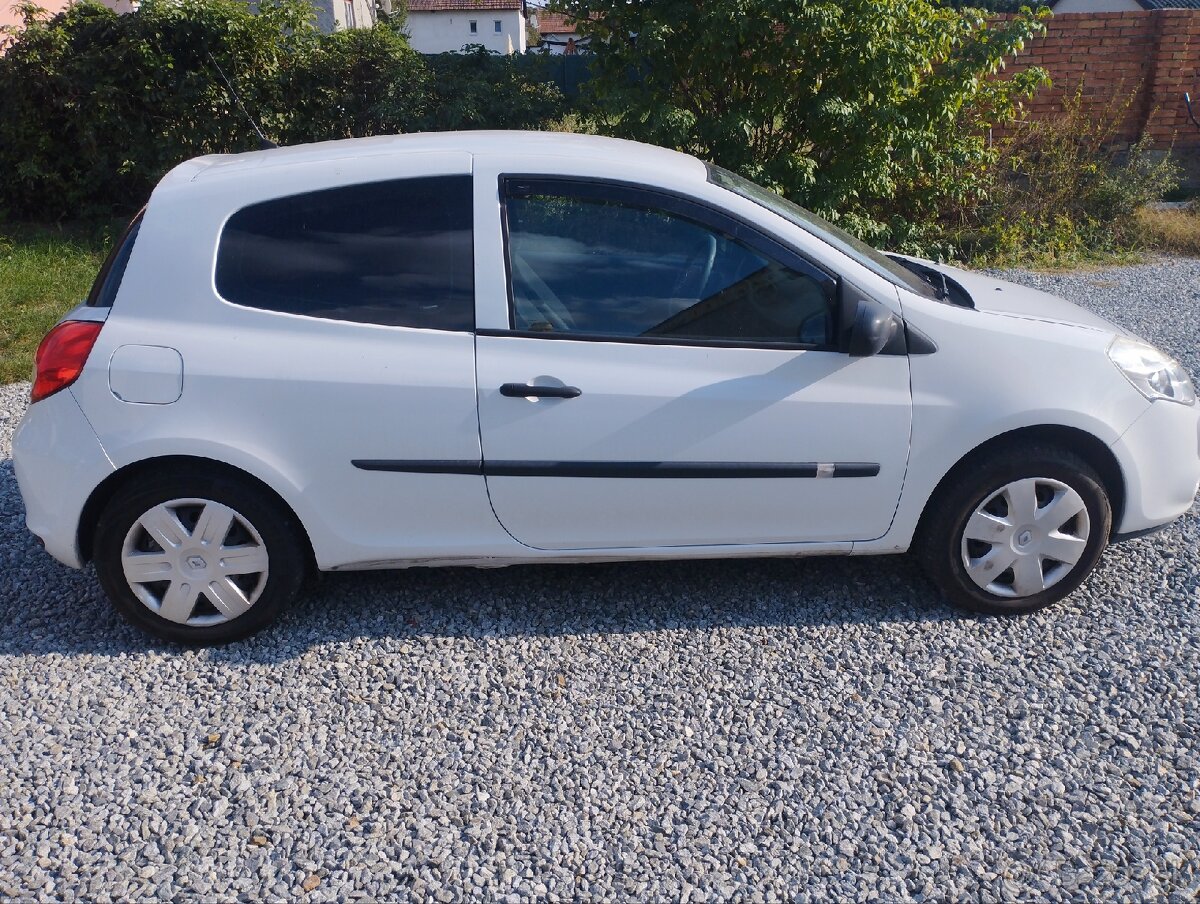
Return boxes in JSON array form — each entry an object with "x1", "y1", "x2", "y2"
[
  {"x1": 1110, "y1": 397, "x2": 1200, "y2": 536},
  {"x1": 12, "y1": 389, "x2": 115, "y2": 569}
]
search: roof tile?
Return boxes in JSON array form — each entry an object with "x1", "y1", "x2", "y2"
[{"x1": 534, "y1": 11, "x2": 579, "y2": 33}]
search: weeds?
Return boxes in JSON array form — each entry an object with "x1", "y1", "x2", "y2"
[
  {"x1": 0, "y1": 222, "x2": 111, "y2": 383},
  {"x1": 1136, "y1": 203, "x2": 1200, "y2": 256},
  {"x1": 943, "y1": 90, "x2": 1181, "y2": 267}
]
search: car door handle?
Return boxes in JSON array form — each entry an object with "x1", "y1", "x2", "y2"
[{"x1": 499, "y1": 382, "x2": 582, "y2": 399}]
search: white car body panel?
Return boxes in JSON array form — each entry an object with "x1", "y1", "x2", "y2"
[
  {"x1": 10, "y1": 131, "x2": 1200, "y2": 578},
  {"x1": 859, "y1": 292, "x2": 1169, "y2": 553},
  {"x1": 12, "y1": 387, "x2": 114, "y2": 569},
  {"x1": 69, "y1": 149, "x2": 518, "y2": 571},
  {"x1": 108, "y1": 344, "x2": 184, "y2": 404},
  {"x1": 904, "y1": 260, "x2": 1130, "y2": 333},
  {"x1": 468, "y1": 151, "x2": 913, "y2": 550},
  {"x1": 1109, "y1": 394, "x2": 1200, "y2": 532},
  {"x1": 474, "y1": 335, "x2": 911, "y2": 548}
]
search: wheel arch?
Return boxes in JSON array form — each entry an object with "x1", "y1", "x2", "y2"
[
  {"x1": 77, "y1": 455, "x2": 317, "y2": 570},
  {"x1": 915, "y1": 424, "x2": 1126, "y2": 543}
]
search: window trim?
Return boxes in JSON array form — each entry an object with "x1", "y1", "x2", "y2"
[
  {"x1": 497, "y1": 175, "x2": 840, "y2": 351},
  {"x1": 86, "y1": 208, "x2": 145, "y2": 308}
]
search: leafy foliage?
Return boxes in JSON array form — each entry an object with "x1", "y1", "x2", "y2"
[
  {"x1": 937, "y1": 0, "x2": 1050, "y2": 12},
  {"x1": 0, "y1": 0, "x2": 314, "y2": 218},
  {"x1": 274, "y1": 23, "x2": 430, "y2": 144},
  {"x1": 0, "y1": 1, "x2": 566, "y2": 219},
  {"x1": 554, "y1": 0, "x2": 1049, "y2": 245},
  {"x1": 952, "y1": 90, "x2": 1182, "y2": 264},
  {"x1": 422, "y1": 46, "x2": 572, "y2": 131}
]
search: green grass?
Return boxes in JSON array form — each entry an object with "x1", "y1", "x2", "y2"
[{"x1": 0, "y1": 222, "x2": 111, "y2": 383}]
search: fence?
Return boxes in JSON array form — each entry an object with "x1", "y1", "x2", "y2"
[
  {"x1": 1003, "y1": 10, "x2": 1200, "y2": 181},
  {"x1": 514, "y1": 53, "x2": 593, "y2": 98}
]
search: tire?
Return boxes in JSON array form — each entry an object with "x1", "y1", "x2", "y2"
[
  {"x1": 916, "y1": 444, "x2": 1112, "y2": 616},
  {"x1": 93, "y1": 469, "x2": 307, "y2": 644}
]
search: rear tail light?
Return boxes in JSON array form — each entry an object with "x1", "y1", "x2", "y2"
[{"x1": 31, "y1": 320, "x2": 104, "y2": 404}]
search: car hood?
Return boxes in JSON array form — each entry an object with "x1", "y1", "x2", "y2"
[{"x1": 913, "y1": 260, "x2": 1126, "y2": 335}]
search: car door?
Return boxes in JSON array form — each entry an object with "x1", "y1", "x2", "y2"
[{"x1": 473, "y1": 175, "x2": 913, "y2": 550}]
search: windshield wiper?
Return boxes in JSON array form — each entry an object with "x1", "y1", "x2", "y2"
[{"x1": 887, "y1": 256, "x2": 974, "y2": 307}]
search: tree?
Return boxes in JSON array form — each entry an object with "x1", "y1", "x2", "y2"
[
  {"x1": 939, "y1": 0, "x2": 1050, "y2": 12},
  {"x1": 0, "y1": 0, "x2": 318, "y2": 218},
  {"x1": 555, "y1": 0, "x2": 1049, "y2": 243},
  {"x1": 0, "y1": 1, "x2": 566, "y2": 219}
]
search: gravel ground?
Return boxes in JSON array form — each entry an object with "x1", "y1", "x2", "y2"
[{"x1": 1, "y1": 258, "x2": 1199, "y2": 901}]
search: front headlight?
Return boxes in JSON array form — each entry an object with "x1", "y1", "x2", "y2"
[{"x1": 1107, "y1": 337, "x2": 1196, "y2": 405}]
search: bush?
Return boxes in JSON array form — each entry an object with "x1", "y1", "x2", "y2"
[
  {"x1": 422, "y1": 47, "x2": 570, "y2": 131},
  {"x1": 273, "y1": 40, "x2": 568, "y2": 144},
  {"x1": 0, "y1": 0, "x2": 315, "y2": 219},
  {"x1": 553, "y1": 0, "x2": 1049, "y2": 246},
  {"x1": 0, "y1": 1, "x2": 567, "y2": 220},
  {"x1": 274, "y1": 23, "x2": 431, "y2": 144},
  {"x1": 951, "y1": 90, "x2": 1182, "y2": 264}
]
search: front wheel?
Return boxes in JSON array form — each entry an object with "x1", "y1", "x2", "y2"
[
  {"x1": 916, "y1": 445, "x2": 1112, "y2": 615},
  {"x1": 94, "y1": 471, "x2": 306, "y2": 644}
]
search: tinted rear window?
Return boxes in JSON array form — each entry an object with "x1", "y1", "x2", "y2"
[
  {"x1": 215, "y1": 176, "x2": 474, "y2": 331},
  {"x1": 87, "y1": 211, "x2": 144, "y2": 308}
]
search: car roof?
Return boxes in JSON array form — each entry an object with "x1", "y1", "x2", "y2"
[{"x1": 161, "y1": 131, "x2": 709, "y2": 189}]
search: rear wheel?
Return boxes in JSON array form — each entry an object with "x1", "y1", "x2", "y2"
[
  {"x1": 94, "y1": 471, "x2": 305, "y2": 644},
  {"x1": 916, "y1": 445, "x2": 1112, "y2": 615}
]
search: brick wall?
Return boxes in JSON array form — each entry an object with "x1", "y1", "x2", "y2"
[{"x1": 1003, "y1": 10, "x2": 1200, "y2": 167}]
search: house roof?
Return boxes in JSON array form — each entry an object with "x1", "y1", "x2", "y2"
[
  {"x1": 1136, "y1": 0, "x2": 1200, "y2": 7},
  {"x1": 534, "y1": 11, "x2": 579, "y2": 34},
  {"x1": 407, "y1": 0, "x2": 522, "y2": 11}
]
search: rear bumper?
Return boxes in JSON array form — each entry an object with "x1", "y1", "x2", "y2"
[
  {"x1": 12, "y1": 389, "x2": 114, "y2": 569},
  {"x1": 1110, "y1": 399, "x2": 1200, "y2": 536}
]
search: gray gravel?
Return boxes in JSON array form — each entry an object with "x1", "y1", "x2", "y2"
[{"x1": 1, "y1": 258, "x2": 1199, "y2": 901}]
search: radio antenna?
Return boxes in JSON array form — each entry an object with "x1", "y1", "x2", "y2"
[{"x1": 206, "y1": 51, "x2": 278, "y2": 150}]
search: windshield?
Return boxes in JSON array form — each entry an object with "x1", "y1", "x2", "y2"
[{"x1": 705, "y1": 165, "x2": 939, "y2": 300}]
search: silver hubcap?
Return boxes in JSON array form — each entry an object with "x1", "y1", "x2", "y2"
[
  {"x1": 121, "y1": 498, "x2": 269, "y2": 627},
  {"x1": 961, "y1": 477, "x2": 1090, "y2": 599}
]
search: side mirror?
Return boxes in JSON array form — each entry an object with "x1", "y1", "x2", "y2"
[{"x1": 848, "y1": 297, "x2": 901, "y2": 357}]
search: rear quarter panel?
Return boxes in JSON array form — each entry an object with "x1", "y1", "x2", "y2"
[{"x1": 70, "y1": 151, "x2": 520, "y2": 569}]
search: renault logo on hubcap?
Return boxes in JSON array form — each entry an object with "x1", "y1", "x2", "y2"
[
  {"x1": 186, "y1": 555, "x2": 207, "y2": 570},
  {"x1": 1017, "y1": 530, "x2": 1033, "y2": 548}
]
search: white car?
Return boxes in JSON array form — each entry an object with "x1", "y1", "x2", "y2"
[{"x1": 13, "y1": 132, "x2": 1200, "y2": 643}]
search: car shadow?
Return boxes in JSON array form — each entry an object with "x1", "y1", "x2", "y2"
[{"x1": 0, "y1": 459, "x2": 956, "y2": 661}]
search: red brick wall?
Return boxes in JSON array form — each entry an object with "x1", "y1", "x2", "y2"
[{"x1": 1002, "y1": 10, "x2": 1200, "y2": 154}]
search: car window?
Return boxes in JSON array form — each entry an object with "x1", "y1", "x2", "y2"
[
  {"x1": 503, "y1": 190, "x2": 832, "y2": 346},
  {"x1": 216, "y1": 175, "x2": 474, "y2": 331},
  {"x1": 87, "y1": 210, "x2": 144, "y2": 308},
  {"x1": 705, "y1": 164, "x2": 940, "y2": 301}
]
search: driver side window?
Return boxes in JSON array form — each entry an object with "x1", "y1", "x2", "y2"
[{"x1": 503, "y1": 184, "x2": 833, "y2": 346}]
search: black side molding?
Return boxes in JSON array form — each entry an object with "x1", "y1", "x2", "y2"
[
  {"x1": 352, "y1": 460, "x2": 482, "y2": 475},
  {"x1": 353, "y1": 460, "x2": 880, "y2": 479}
]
